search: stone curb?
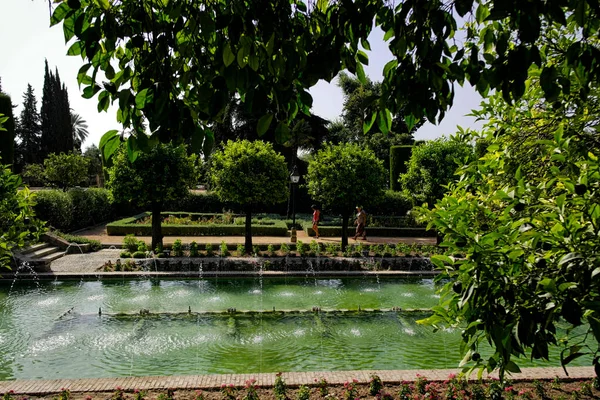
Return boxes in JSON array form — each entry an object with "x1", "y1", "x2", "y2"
[{"x1": 0, "y1": 367, "x2": 595, "y2": 395}]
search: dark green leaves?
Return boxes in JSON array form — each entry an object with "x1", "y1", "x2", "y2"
[
  {"x1": 257, "y1": 114, "x2": 273, "y2": 136},
  {"x1": 51, "y1": 3, "x2": 72, "y2": 26},
  {"x1": 362, "y1": 112, "x2": 377, "y2": 134},
  {"x1": 377, "y1": 109, "x2": 392, "y2": 134},
  {"x1": 223, "y1": 44, "x2": 235, "y2": 67},
  {"x1": 275, "y1": 122, "x2": 291, "y2": 143},
  {"x1": 135, "y1": 88, "x2": 153, "y2": 109},
  {"x1": 99, "y1": 129, "x2": 120, "y2": 161}
]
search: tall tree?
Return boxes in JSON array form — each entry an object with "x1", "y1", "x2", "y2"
[
  {"x1": 0, "y1": 76, "x2": 3, "y2": 93},
  {"x1": 71, "y1": 111, "x2": 89, "y2": 152},
  {"x1": 15, "y1": 84, "x2": 42, "y2": 169},
  {"x1": 0, "y1": 93, "x2": 16, "y2": 168},
  {"x1": 40, "y1": 60, "x2": 73, "y2": 159}
]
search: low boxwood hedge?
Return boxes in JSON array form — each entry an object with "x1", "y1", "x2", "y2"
[
  {"x1": 302, "y1": 221, "x2": 435, "y2": 237},
  {"x1": 107, "y1": 212, "x2": 289, "y2": 236}
]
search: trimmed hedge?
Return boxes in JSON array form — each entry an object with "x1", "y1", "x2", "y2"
[
  {"x1": 302, "y1": 221, "x2": 435, "y2": 237},
  {"x1": 389, "y1": 145, "x2": 413, "y2": 191},
  {"x1": 370, "y1": 190, "x2": 413, "y2": 216},
  {"x1": 107, "y1": 212, "x2": 289, "y2": 236},
  {"x1": 34, "y1": 188, "x2": 114, "y2": 232}
]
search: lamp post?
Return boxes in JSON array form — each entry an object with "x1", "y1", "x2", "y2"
[{"x1": 290, "y1": 165, "x2": 300, "y2": 243}]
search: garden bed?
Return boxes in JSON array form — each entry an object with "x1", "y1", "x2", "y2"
[
  {"x1": 4, "y1": 375, "x2": 598, "y2": 400},
  {"x1": 301, "y1": 222, "x2": 436, "y2": 238},
  {"x1": 106, "y1": 212, "x2": 288, "y2": 236}
]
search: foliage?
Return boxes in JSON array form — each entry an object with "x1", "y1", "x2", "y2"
[
  {"x1": 190, "y1": 241, "x2": 199, "y2": 257},
  {"x1": 306, "y1": 143, "x2": 385, "y2": 249},
  {"x1": 123, "y1": 235, "x2": 139, "y2": 253},
  {"x1": 210, "y1": 140, "x2": 288, "y2": 252},
  {"x1": 0, "y1": 93, "x2": 15, "y2": 168},
  {"x1": 0, "y1": 164, "x2": 43, "y2": 269},
  {"x1": 53, "y1": 231, "x2": 101, "y2": 251},
  {"x1": 342, "y1": 379, "x2": 358, "y2": 400},
  {"x1": 274, "y1": 373, "x2": 287, "y2": 400},
  {"x1": 210, "y1": 140, "x2": 288, "y2": 207},
  {"x1": 21, "y1": 163, "x2": 46, "y2": 187},
  {"x1": 40, "y1": 60, "x2": 72, "y2": 159},
  {"x1": 369, "y1": 375, "x2": 383, "y2": 395},
  {"x1": 34, "y1": 188, "x2": 113, "y2": 232},
  {"x1": 418, "y1": 69, "x2": 600, "y2": 379},
  {"x1": 172, "y1": 239, "x2": 183, "y2": 257},
  {"x1": 71, "y1": 112, "x2": 89, "y2": 152},
  {"x1": 15, "y1": 84, "x2": 42, "y2": 170},
  {"x1": 107, "y1": 143, "x2": 194, "y2": 249},
  {"x1": 315, "y1": 378, "x2": 328, "y2": 397},
  {"x1": 371, "y1": 190, "x2": 413, "y2": 216},
  {"x1": 83, "y1": 144, "x2": 103, "y2": 185},
  {"x1": 389, "y1": 146, "x2": 413, "y2": 191},
  {"x1": 43, "y1": 152, "x2": 91, "y2": 190},
  {"x1": 401, "y1": 138, "x2": 474, "y2": 207},
  {"x1": 296, "y1": 385, "x2": 310, "y2": 400}
]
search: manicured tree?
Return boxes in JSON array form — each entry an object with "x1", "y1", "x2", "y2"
[
  {"x1": 210, "y1": 140, "x2": 288, "y2": 253},
  {"x1": 0, "y1": 93, "x2": 16, "y2": 169},
  {"x1": 108, "y1": 143, "x2": 195, "y2": 250},
  {"x1": 0, "y1": 163, "x2": 44, "y2": 270},
  {"x1": 15, "y1": 84, "x2": 42, "y2": 168},
  {"x1": 306, "y1": 143, "x2": 386, "y2": 250},
  {"x1": 401, "y1": 138, "x2": 474, "y2": 207},
  {"x1": 43, "y1": 152, "x2": 90, "y2": 190}
]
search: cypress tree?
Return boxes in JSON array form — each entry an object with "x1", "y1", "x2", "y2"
[
  {"x1": 15, "y1": 84, "x2": 41, "y2": 167},
  {"x1": 40, "y1": 60, "x2": 73, "y2": 159},
  {"x1": 0, "y1": 93, "x2": 16, "y2": 168}
]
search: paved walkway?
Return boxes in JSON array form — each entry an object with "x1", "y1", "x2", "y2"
[
  {"x1": 0, "y1": 367, "x2": 594, "y2": 395},
  {"x1": 75, "y1": 224, "x2": 436, "y2": 247}
]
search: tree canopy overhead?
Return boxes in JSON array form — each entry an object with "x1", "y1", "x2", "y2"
[{"x1": 51, "y1": 0, "x2": 600, "y2": 161}]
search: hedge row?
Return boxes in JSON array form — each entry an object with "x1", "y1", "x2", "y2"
[
  {"x1": 34, "y1": 188, "x2": 114, "y2": 232},
  {"x1": 107, "y1": 212, "x2": 289, "y2": 236},
  {"x1": 301, "y1": 221, "x2": 435, "y2": 237}
]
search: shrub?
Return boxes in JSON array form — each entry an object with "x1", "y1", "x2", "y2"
[
  {"x1": 280, "y1": 243, "x2": 290, "y2": 255},
  {"x1": 371, "y1": 190, "x2": 413, "y2": 216},
  {"x1": 34, "y1": 190, "x2": 73, "y2": 231},
  {"x1": 389, "y1": 145, "x2": 413, "y2": 191},
  {"x1": 190, "y1": 241, "x2": 199, "y2": 257},
  {"x1": 273, "y1": 373, "x2": 287, "y2": 400},
  {"x1": 132, "y1": 251, "x2": 146, "y2": 259},
  {"x1": 43, "y1": 152, "x2": 90, "y2": 190},
  {"x1": 369, "y1": 374, "x2": 383, "y2": 395},
  {"x1": 137, "y1": 241, "x2": 148, "y2": 252},
  {"x1": 172, "y1": 239, "x2": 183, "y2": 257},
  {"x1": 297, "y1": 386, "x2": 310, "y2": 400},
  {"x1": 34, "y1": 188, "x2": 114, "y2": 232},
  {"x1": 53, "y1": 231, "x2": 102, "y2": 251},
  {"x1": 296, "y1": 240, "x2": 305, "y2": 257},
  {"x1": 237, "y1": 243, "x2": 245, "y2": 255},
  {"x1": 220, "y1": 241, "x2": 229, "y2": 256},
  {"x1": 123, "y1": 235, "x2": 139, "y2": 253},
  {"x1": 267, "y1": 244, "x2": 276, "y2": 256},
  {"x1": 206, "y1": 243, "x2": 214, "y2": 256},
  {"x1": 120, "y1": 251, "x2": 131, "y2": 258}
]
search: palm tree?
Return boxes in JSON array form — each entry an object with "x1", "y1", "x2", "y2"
[{"x1": 71, "y1": 111, "x2": 89, "y2": 152}]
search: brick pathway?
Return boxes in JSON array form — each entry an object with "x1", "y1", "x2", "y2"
[{"x1": 0, "y1": 367, "x2": 594, "y2": 395}]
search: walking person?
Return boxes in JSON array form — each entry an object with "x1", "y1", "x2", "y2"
[
  {"x1": 311, "y1": 204, "x2": 321, "y2": 239},
  {"x1": 353, "y1": 206, "x2": 367, "y2": 240}
]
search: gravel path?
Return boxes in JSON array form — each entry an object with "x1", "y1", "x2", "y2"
[{"x1": 49, "y1": 249, "x2": 123, "y2": 272}]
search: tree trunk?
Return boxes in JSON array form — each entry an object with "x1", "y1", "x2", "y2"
[
  {"x1": 151, "y1": 202, "x2": 163, "y2": 252},
  {"x1": 245, "y1": 204, "x2": 252, "y2": 254},
  {"x1": 341, "y1": 212, "x2": 349, "y2": 251}
]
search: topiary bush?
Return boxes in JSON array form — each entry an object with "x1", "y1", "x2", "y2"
[{"x1": 389, "y1": 145, "x2": 413, "y2": 191}]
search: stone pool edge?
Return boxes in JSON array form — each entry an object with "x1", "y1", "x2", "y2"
[
  {"x1": 0, "y1": 367, "x2": 595, "y2": 395},
  {"x1": 0, "y1": 270, "x2": 441, "y2": 281}
]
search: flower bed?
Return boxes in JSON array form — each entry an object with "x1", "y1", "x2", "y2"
[
  {"x1": 3, "y1": 374, "x2": 598, "y2": 400},
  {"x1": 106, "y1": 212, "x2": 288, "y2": 236}
]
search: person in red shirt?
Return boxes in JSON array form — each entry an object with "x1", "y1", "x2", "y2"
[{"x1": 311, "y1": 205, "x2": 321, "y2": 239}]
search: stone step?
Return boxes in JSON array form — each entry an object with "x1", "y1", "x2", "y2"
[
  {"x1": 28, "y1": 246, "x2": 61, "y2": 259},
  {"x1": 37, "y1": 251, "x2": 66, "y2": 263},
  {"x1": 19, "y1": 243, "x2": 49, "y2": 255}
]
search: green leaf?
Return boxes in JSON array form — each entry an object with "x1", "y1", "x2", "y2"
[
  {"x1": 360, "y1": 38, "x2": 371, "y2": 51},
  {"x1": 558, "y1": 253, "x2": 583, "y2": 266},
  {"x1": 554, "y1": 125, "x2": 564, "y2": 144},
  {"x1": 266, "y1": 34, "x2": 275, "y2": 57},
  {"x1": 248, "y1": 54, "x2": 259, "y2": 71},
  {"x1": 363, "y1": 112, "x2": 377, "y2": 134},
  {"x1": 405, "y1": 115, "x2": 416, "y2": 131},
  {"x1": 203, "y1": 128, "x2": 215, "y2": 157},
  {"x1": 275, "y1": 122, "x2": 291, "y2": 143},
  {"x1": 383, "y1": 60, "x2": 397, "y2": 79},
  {"x1": 377, "y1": 109, "x2": 392, "y2": 134},
  {"x1": 67, "y1": 41, "x2": 83, "y2": 56},
  {"x1": 126, "y1": 136, "x2": 140, "y2": 163},
  {"x1": 505, "y1": 361, "x2": 521, "y2": 373},
  {"x1": 50, "y1": 3, "x2": 72, "y2": 26},
  {"x1": 135, "y1": 88, "x2": 150, "y2": 109},
  {"x1": 357, "y1": 50, "x2": 369, "y2": 65},
  {"x1": 356, "y1": 62, "x2": 367, "y2": 84},
  {"x1": 94, "y1": 0, "x2": 110, "y2": 11},
  {"x1": 223, "y1": 44, "x2": 235, "y2": 67},
  {"x1": 383, "y1": 28, "x2": 394, "y2": 41},
  {"x1": 257, "y1": 114, "x2": 274, "y2": 136},
  {"x1": 99, "y1": 130, "x2": 120, "y2": 161}
]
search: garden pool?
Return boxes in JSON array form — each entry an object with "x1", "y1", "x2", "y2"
[{"x1": 0, "y1": 277, "x2": 589, "y2": 380}]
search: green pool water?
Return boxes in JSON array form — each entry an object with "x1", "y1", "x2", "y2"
[{"x1": 0, "y1": 277, "x2": 589, "y2": 380}]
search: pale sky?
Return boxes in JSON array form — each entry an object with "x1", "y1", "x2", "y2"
[{"x1": 0, "y1": 0, "x2": 483, "y2": 150}]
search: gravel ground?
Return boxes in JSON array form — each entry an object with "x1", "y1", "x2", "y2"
[{"x1": 49, "y1": 249, "x2": 123, "y2": 272}]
